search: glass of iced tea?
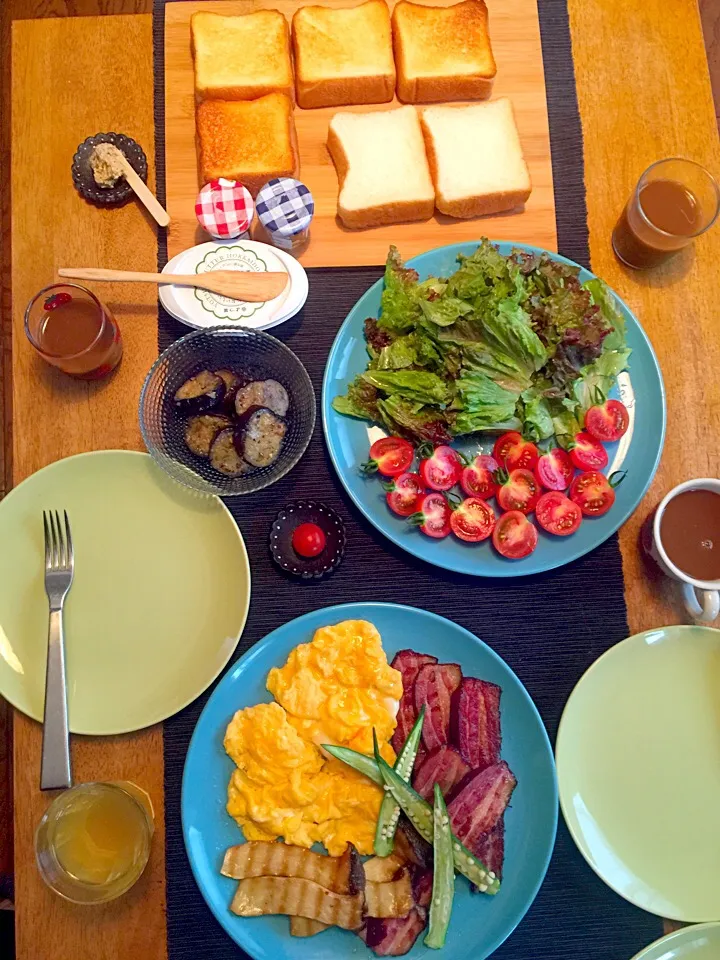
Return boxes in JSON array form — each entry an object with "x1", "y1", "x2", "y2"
[
  {"x1": 612, "y1": 158, "x2": 720, "y2": 269},
  {"x1": 35, "y1": 781, "x2": 154, "y2": 904},
  {"x1": 24, "y1": 283, "x2": 123, "y2": 379}
]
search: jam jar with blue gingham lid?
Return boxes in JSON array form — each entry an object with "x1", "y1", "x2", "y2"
[{"x1": 255, "y1": 178, "x2": 314, "y2": 255}]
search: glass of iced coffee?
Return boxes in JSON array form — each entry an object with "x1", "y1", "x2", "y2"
[{"x1": 612, "y1": 158, "x2": 720, "y2": 269}]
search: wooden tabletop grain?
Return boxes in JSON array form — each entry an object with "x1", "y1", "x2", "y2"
[
  {"x1": 10, "y1": 16, "x2": 167, "y2": 959},
  {"x1": 3, "y1": 1, "x2": 720, "y2": 957}
]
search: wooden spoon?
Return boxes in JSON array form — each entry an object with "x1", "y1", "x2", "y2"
[
  {"x1": 57, "y1": 267, "x2": 289, "y2": 303},
  {"x1": 115, "y1": 156, "x2": 171, "y2": 228}
]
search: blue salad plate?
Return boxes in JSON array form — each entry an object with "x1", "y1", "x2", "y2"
[
  {"x1": 321, "y1": 241, "x2": 666, "y2": 576},
  {"x1": 182, "y1": 602, "x2": 558, "y2": 960}
]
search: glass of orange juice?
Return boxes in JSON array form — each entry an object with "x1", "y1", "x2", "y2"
[
  {"x1": 35, "y1": 781, "x2": 154, "y2": 904},
  {"x1": 24, "y1": 283, "x2": 123, "y2": 379}
]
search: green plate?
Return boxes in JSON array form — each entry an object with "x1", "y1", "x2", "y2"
[
  {"x1": 631, "y1": 923, "x2": 720, "y2": 960},
  {"x1": 556, "y1": 625, "x2": 720, "y2": 922},
  {"x1": 0, "y1": 451, "x2": 250, "y2": 734}
]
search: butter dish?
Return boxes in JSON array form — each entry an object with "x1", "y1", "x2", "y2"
[{"x1": 159, "y1": 240, "x2": 308, "y2": 331}]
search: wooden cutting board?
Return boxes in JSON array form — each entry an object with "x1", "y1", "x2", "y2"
[{"x1": 164, "y1": 0, "x2": 556, "y2": 266}]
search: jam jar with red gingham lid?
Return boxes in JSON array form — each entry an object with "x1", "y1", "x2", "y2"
[
  {"x1": 195, "y1": 179, "x2": 254, "y2": 240},
  {"x1": 256, "y1": 178, "x2": 314, "y2": 255}
]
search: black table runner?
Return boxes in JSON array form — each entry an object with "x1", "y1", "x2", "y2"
[{"x1": 152, "y1": 2, "x2": 662, "y2": 956}]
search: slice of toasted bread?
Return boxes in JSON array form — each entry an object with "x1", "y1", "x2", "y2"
[
  {"x1": 196, "y1": 93, "x2": 298, "y2": 196},
  {"x1": 292, "y1": 0, "x2": 395, "y2": 108},
  {"x1": 191, "y1": 10, "x2": 293, "y2": 101},
  {"x1": 420, "y1": 99, "x2": 531, "y2": 218},
  {"x1": 392, "y1": 0, "x2": 496, "y2": 103},
  {"x1": 327, "y1": 106, "x2": 435, "y2": 229}
]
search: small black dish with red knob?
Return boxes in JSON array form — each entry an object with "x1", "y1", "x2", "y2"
[{"x1": 270, "y1": 500, "x2": 346, "y2": 580}]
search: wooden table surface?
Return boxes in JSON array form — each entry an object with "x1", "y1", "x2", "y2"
[{"x1": 4, "y1": 1, "x2": 720, "y2": 957}]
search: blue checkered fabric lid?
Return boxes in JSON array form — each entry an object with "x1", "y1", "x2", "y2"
[{"x1": 255, "y1": 178, "x2": 315, "y2": 237}]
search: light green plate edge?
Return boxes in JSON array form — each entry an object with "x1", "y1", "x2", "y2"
[
  {"x1": 0, "y1": 450, "x2": 251, "y2": 735},
  {"x1": 631, "y1": 922, "x2": 720, "y2": 960},
  {"x1": 556, "y1": 625, "x2": 720, "y2": 923}
]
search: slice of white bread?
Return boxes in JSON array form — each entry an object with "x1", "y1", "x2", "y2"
[
  {"x1": 191, "y1": 10, "x2": 293, "y2": 101},
  {"x1": 420, "y1": 99, "x2": 531, "y2": 218},
  {"x1": 327, "y1": 106, "x2": 435, "y2": 229},
  {"x1": 292, "y1": 0, "x2": 395, "y2": 109},
  {"x1": 392, "y1": 0, "x2": 496, "y2": 103},
  {"x1": 196, "y1": 93, "x2": 299, "y2": 196}
]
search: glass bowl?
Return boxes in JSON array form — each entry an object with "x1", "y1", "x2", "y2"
[{"x1": 139, "y1": 327, "x2": 316, "y2": 496}]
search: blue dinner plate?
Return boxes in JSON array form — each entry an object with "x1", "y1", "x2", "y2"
[
  {"x1": 182, "y1": 602, "x2": 558, "y2": 960},
  {"x1": 321, "y1": 242, "x2": 666, "y2": 576}
]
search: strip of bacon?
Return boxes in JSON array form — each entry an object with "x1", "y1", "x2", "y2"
[
  {"x1": 414, "y1": 663, "x2": 462, "y2": 751},
  {"x1": 395, "y1": 818, "x2": 432, "y2": 868},
  {"x1": 472, "y1": 817, "x2": 505, "y2": 887},
  {"x1": 412, "y1": 744, "x2": 470, "y2": 801},
  {"x1": 365, "y1": 910, "x2": 427, "y2": 957},
  {"x1": 410, "y1": 867, "x2": 433, "y2": 909},
  {"x1": 451, "y1": 677, "x2": 502, "y2": 771},
  {"x1": 448, "y1": 761, "x2": 517, "y2": 850},
  {"x1": 391, "y1": 650, "x2": 438, "y2": 751}
]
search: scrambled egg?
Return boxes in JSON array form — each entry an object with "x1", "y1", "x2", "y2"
[{"x1": 225, "y1": 620, "x2": 402, "y2": 856}]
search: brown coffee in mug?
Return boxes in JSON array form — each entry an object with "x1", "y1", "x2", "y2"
[{"x1": 659, "y1": 489, "x2": 720, "y2": 581}]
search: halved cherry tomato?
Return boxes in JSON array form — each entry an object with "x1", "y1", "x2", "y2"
[
  {"x1": 361, "y1": 436, "x2": 414, "y2": 477},
  {"x1": 569, "y1": 431, "x2": 609, "y2": 471},
  {"x1": 493, "y1": 432, "x2": 522, "y2": 464},
  {"x1": 496, "y1": 468, "x2": 540, "y2": 515},
  {"x1": 535, "y1": 491, "x2": 582, "y2": 536},
  {"x1": 460, "y1": 454, "x2": 499, "y2": 500},
  {"x1": 291, "y1": 523, "x2": 327, "y2": 557},
  {"x1": 569, "y1": 470, "x2": 618, "y2": 517},
  {"x1": 584, "y1": 399, "x2": 630, "y2": 443},
  {"x1": 418, "y1": 445, "x2": 463, "y2": 491},
  {"x1": 493, "y1": 432, "x2": 539, "y2": 471},
  {"x1": 450, "y1": 497, "x2": 496, "y2": 542},
  {"x1": 506, "y1": 440, "x2": 539, "y2": 472},
  {"x1": 408, "y1": 492, "x2": 452, "y2": 538},
  {"x1": 492, "y1": 510, "x2": 538, "y2": 559},
  {"x1": 384, "y1": 472, "x2": 424, "y2": 517},
  {"x1": 535, "y1": 448, "x2": 574, "y2": 491}
]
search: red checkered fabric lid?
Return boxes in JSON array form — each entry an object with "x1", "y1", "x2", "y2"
[{"x1": 195, "y1": 179, "x2": 255, "y2": 239}]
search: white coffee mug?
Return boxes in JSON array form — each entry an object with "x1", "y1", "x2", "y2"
[{"x1": 651, "y1": 478, "x2": 720, "y2": 622}]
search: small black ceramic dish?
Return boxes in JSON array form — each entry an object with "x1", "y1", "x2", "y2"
[
  {"x1": 270, "y1": 501, "x2": 346, "y2": 580},
  {"x1": 72, "y1": 133, "x2": 148, "y2": 206}
]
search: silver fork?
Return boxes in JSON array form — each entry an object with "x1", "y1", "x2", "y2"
[{"x1": 41, "y1": 510, "x2": 74, "y2": 791}]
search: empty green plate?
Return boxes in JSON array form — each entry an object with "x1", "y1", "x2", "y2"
[
  {"x1": 556, "y1": 625, "x2": 720, "y2": 922},
  {"x1": 0, "y1": 451, "x2": 250, "y2": 734},
  {"x1": 632, "y1": 923, "x2": 720, "y2": 959}
]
